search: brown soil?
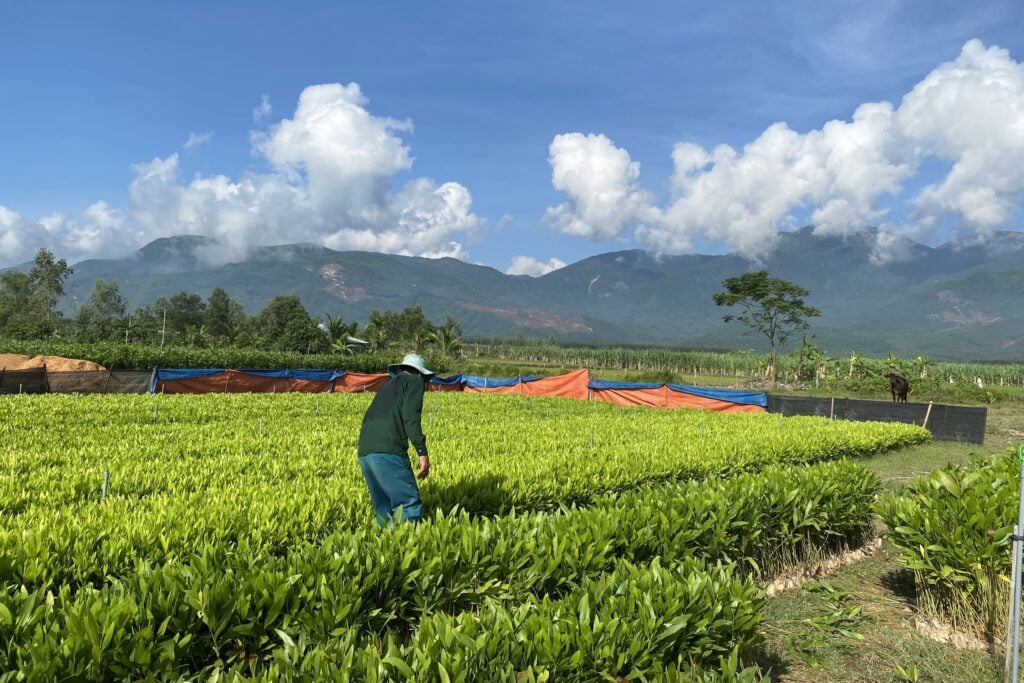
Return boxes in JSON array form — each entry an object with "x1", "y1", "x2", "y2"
[
  {"x1": 0, "y1": 354, "x2": 31, "y2": 370},
  {"x1": 0, "y1": 354, "x2": 106, "y2": 372}
]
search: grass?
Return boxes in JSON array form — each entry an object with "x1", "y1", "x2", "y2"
[{"x1": 857, "y1": 441, "x2": 986, "y2": 489}]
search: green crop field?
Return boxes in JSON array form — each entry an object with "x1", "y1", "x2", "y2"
[{"x1": 0, "y1": 393, "x2": 930, "y2": 680}]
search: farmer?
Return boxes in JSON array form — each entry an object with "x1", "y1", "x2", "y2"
[{"x1": 357, "y1": 353, "x2": 434, "y2": 526}]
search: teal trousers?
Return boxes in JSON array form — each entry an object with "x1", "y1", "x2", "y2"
[{"x1": 358, "y1": 452, "x2": 423, "y2": 526}]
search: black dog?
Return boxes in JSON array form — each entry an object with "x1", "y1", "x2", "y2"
[{"x1": 885, "y1": 373, "x2": 909, "y2": 402}]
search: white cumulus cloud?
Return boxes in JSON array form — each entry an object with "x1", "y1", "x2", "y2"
[
  {"x1": 896, "y1": 39, "x2": 1024, "y2": 243},
  {"x1": 548, "y1": 39, "x2": 1024, "y2": 262},
  {"x1": 545, "y1": 133, "x2": 658, "y2": 241},
  {"x1": 0, "y1": 83, "x2": 481, "y2": 268},
  {"x1": 506, "y1": 255, "x2": 567, "y2": 277}
]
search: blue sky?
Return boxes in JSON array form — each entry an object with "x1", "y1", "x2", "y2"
[{"x1": 2, "y1": 1, "x2": 1023, "y2": 273}]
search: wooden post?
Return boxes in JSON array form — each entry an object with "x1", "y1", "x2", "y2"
[{"x1": 922, "y1": 401, "x2": 934, "y2": 429}]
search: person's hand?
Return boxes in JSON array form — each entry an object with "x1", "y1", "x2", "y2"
[{"x1": 417, "y1": 454, "x2": 431, "y2": 480}]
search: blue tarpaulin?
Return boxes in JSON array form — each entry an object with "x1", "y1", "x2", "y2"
[
  {"x1": 666, "y1": 383, "x2": 768, "y2": 407},
  {"x1": 150, "y1": 368, "x2": 224, "y2": 393},
  {"x1": 150, "y1": 368, "x2": 347, "y2": 393},
  {"x1": 587, "y1": 378, "x2": 767, "y2": 407},
  {"x1": 239, "y1": 369, "x2": 343, "y2": 381},
  {"x1": 587, "y1": 379, "x2": 663, "y2": 391},
  {"x1": 461, "y1": 374, "x2": 544, "y2": 388},
  {"x1": 430, "y1": 374, "x2": 466, "y2": 386}
]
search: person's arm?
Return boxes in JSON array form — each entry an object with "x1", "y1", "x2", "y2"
[{"x1": 400, "y1": 374, "x2": 429, "y2": 457}]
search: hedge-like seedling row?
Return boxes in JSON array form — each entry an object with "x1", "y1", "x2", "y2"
[
  {"x1": 1, "y1": 460, "x2": 877, "y2": 678},
  {"x1": 876, "y1": 450, "x2": 1018, "y2": 640},
  {"x1": 1, "y1": 394, "x2": 920, "y2": 589},
  {"x1": 0, "y1": 560, "x2": 766, "y2": 682},
  {"x1": 253, "y1": 559, "x2": 767, "y2": 682}
]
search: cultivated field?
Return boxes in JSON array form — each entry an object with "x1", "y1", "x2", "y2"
[{"x1": 0, "y1": 393, "x2": 930, "y2": 680}]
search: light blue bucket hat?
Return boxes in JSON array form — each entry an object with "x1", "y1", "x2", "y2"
[{"x1": 387, "y1": 353, "x2": 435, "y2": 379}]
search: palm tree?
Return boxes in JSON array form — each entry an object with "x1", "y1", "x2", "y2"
[
  {"x1": 431, "y1": 326, "x2": 463, "y2": 358},
  {"x1": 365, "y1": 325, "x2": 388, "y2": 352},
  {"x1": 410, "y1": 331, "x2": 431, "y2": 355},
  {"x1": 331, "y1": 338, "x2": 357, "y2": 355},
  {"x1": 322, "y1": 314, "x2": 346, "y2": 346}
]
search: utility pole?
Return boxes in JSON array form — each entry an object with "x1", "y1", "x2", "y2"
[{"x1": 160, "y1": 309, "x2": 167, "y2": 348}]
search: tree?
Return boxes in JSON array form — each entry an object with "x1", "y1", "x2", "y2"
[
  {"x1": 791, "y1": 334, "x2": 824, "y2": 384},
  {"x1": 29, "y1": 248, "x2": 73, "y2": 331},
  {"x1": 205, "y1": 288, "x2": 245, "y2": 341},
  {"x1": 128, "y1": 303, "x2": 165, "y2": 346},
  {"x1": 322, "y1": 314, "x2": 348, "y2": 347},
  {"x1": 0, "y1": 248, "x2": 72, "y2": 339},
  {"x1": 166, "y1": 291, "x2": 207, "y2": 334},
  {"x1": 712, "y1": 271, "x2": 820, "y2": 384},
  {"x1": 331, "y1": 337, "x2": 359, "y2": 355},
  {"x1": 0, "y1": 272, "x2": 37, "y2": 338},
  {"x1": 363, "y1": 306, "x2": 436, "y2": 350},
  {"x1": 76, "y1": 280, "x2": 127, "y2": 342},
  {"x1": 254, "y1": 296, "x2": 327, "y2": 353},
  {"x1": 431, "y1": 316, "x2": 464, "y2": 358}
]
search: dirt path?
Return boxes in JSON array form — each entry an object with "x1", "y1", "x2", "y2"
[{"x1": 757, "y1": 539, "x2": 1002, "y2": 682}]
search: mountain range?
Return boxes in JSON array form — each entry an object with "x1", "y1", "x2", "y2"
[{"x1": 18, "y1": 227, "x2": 1024, "y2": 360}]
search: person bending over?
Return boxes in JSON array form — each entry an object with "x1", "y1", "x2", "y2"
[{"x1": 357, "y1": 353, "x2": 434, "y2": 525}]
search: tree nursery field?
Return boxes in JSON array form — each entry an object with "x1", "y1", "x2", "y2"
[{"x1": 0, "y1": 393, "x2": 930, "y2": 680}]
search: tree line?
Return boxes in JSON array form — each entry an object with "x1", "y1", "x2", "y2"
[{"x1": 0, "y1": 249, "x2": 463, "y2": 356}]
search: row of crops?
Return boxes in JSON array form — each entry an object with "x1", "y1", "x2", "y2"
[
  {"x1": 466, "y1": 341, "x2": 1024, "y2": 386},
  {"x1": 0, "y1": 393, "x2": 929, "y2": 679}
]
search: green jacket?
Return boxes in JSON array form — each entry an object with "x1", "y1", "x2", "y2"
[{"x1": 358, "y1": 372, "x2": 428, "y2": 458}]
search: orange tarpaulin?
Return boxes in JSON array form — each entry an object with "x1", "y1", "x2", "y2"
[
  {"x1": 593, "y1": 385, "x2": 764, "y2": 412},
  {"x1": 663, "y1": 388, "x2": 765, "y2": 413},
  {"x1": 591, "y1": 387, "x2": 666, "y2": 409},
  {"x1": 521, "y1": 368, "x2": 590, "y2": 400},
  {"x1": 463, "y1": 369, "x2": 590, "y2": 400},
  {"x1": 155, "y1": 370, "x2": 334, "y2": 394},
  {"x1": 332, "y1": 373, "x2": 390, "y2": 393}
]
